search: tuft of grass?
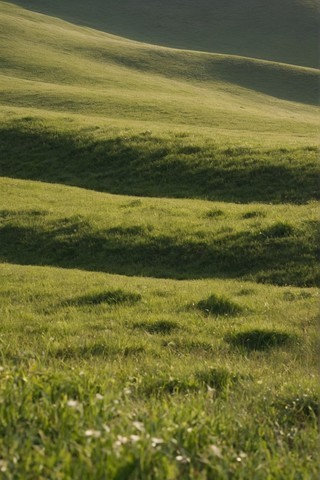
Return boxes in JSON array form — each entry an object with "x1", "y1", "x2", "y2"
[
  {"x1": 206, "y1": 209, "x2": 225, "y2": 219},
  {"x1": 195, "y1": 367, "x2": 239, "y2": 392},
  {"x1": 242, "y1": 211, "x2": 265, "y2": 219},
  {"x1": 65, "y1": 289, "x2": 142, "y2": 307},
  {"x1": 133, "y1": 320, "x2": 179, "y2": 335},
  {"x1": 141, "y1": 377, "x2": 197, "y2": 396},
  {"x1": 226, "y1": 329, "x2": 296, "y2": 351},
  {"x1": 196, "y1": 293, "x2": 243, "y2": 316},
  {"x1": 273, "y1": 392, "x2": 319, "y2": 427}
]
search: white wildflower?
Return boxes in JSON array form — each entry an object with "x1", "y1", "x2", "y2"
[
  {"x1": 67, "y1": 399, "x2": 80, "y2": 409},
  {"x1": 151, "y1": 437, "x2": 164, "y2": 447},
  {"x1": 85, "y1": 429, "x2": 101, "y2": 438},
  {"x1": 210, "y1": 445, "x2": 223, "y2": 458},
  {"x1": 115, "y1": 435, "x2": 129, "y2": 446},
  {"x1": 133, "y1": 421, "x2": 145, "y2": 432},
  {"x1": 176, "y1": 455, "x2": 190, "y2": 464}
]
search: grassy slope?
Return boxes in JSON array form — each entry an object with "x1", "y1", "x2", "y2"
[
  {"x1": 0, "y1": 261, "x2": 318, "y2": 478},
  {"x1": 1, "y1": 179, "x2": 319, "y2": 478},
  {"x1": 1, "y1": 2, "x2": 319, "y2": 205},
  {"x1": 0, "y1": 178, "x2": 319, "y2": 286},
  {"x1": 0, "y1": 3, "x2": 319, "y2": 478},
  {"x1": 11, "y1": 0, "x2": 320, "y2": 68}
]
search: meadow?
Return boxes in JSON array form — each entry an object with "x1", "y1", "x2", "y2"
[{"x1": 0, "y1": 2, "x2": 319, "y2": 478}]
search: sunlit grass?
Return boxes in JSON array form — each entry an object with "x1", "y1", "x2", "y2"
[{"x1": 0, "y1": 2, "x2": 319, "y2": 477}]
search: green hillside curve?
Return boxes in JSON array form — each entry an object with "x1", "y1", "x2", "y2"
[
  {"x1": 0, "y1": 2, "x2": 319, "y2": 478},
  {"x1": 11, "y1": 0, "x2": 320, "y2": 68},
  {"x1": 1, "y1": 2, "x2": 319, "y2": 204},
  {"x1": 1, "y1": 2, "x2": 319, "y2": 129}
]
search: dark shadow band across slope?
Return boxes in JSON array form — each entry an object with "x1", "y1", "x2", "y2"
[
  {"x1": 0, "y1": 211, "x2": 319, "y2": 287},
  {"x1": 1, "y1": 123, "x2": 319, "y2": 205},
  {"x1": 2, "y1": 3, "x2": 319, "y2": 106},
  {"x1": 11, "y1": 0, "x2": 320, "y2": 68}
]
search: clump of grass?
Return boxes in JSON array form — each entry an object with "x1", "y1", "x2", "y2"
[
  {"x1": 283, "y1": 291, "x2": 312, "y2": 301},
  {"x1": 283, "y1": 291, "x2": 297, "y2": 301},
  {"x1": 263, "y1": 222, "x2": 294, "y2": 238},
  {"x1": 134, "y1": 320, "x2": 179, "y2": 335},
  {"x1": 236, "y1": 288, "x2": 255, "y2": 296},
  {"x1": 242, "y1": 211, "x2": 265, "y2": 219},
  {"x1": 196, "y1": 293, "x2": 243, "y2": 316},
  {"x1": 142, "y1": 377, "x2": 196, "y2": 396},
  {"x1": 206, "y1": 209, "x2": 225, "y2": 219},
  {"x1": 273, "y1": 392, "x2": 319, "y2": 426},
  {"x1": 226, "y1": 329, "x2": 296, "y2": 351},
  {"x1": 67, "y1": 289, "x2": 142, "y2": 307},
  {"x1": 195, "y1": 367, "x2": 238, "y2": 392},
  {"x1": 162, "y1": 339, "x2": 215, "y2": 354},
  {"x1": 54, "y1": 343, "x2": 146, "y2": 359}
]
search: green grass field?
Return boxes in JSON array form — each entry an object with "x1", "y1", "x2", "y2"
[{"x1": 0, "y1": 2, "x2": 319, "y2": 478}]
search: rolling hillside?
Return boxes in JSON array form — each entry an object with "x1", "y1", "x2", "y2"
[
  {"x1": 1, "y1": 2, "x2": 319, "y2": 203},
  {"x1": 0, "y1": 2, "x2": 319, "y2": 478},
  {"x1": 11, "y1": 0, "x2": 320, "y2": 68}
]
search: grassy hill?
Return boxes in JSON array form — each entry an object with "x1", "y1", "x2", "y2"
[
  {"x1": 1, "y1": 177, "x2": 319, "y2": 286},
  {"x1": 11, "y1": 0, "x2": 320, "y2": 68},
  {"x1": 1, "y1": 2, "x2": 319, "y2": 204},
  {"x1": 0, "y1": 2, "x2": 319, "y2": 478}
]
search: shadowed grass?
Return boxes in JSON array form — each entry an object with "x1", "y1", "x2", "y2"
[
  {"x1": 0, "y1": 186, "x2": 318, "y2": 286},
  {"x1": 274, "y1": 393, "x2": 319, "y2": 426},
  {"x1": 226, "y1": 329, "x2": 297, "y2": 351},
  {"x1": 10, "y1": 0, "x2": 319, "y2": 68},
  {"x1": 1, "y1": 122, "x2": 319, "y2": 204},
  {"x1": 133, "y1": 320, "x2": 179, "y2": 335},
  {"x1": 64, "y1": 289, "x2": 142, "y2": 307},
  {"x1": 195, "y1": 367, "x2": 239, "y2": 392},
  {"x1": 54, "y1": 343, "x2": 146, "y2": 360},
  {"x1": 196, "y1": 294, "x2": 243, "y2": 316}
]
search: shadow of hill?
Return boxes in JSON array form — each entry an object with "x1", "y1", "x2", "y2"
[
  {"x1": 1, "y1": 124, "x2": 319, "y2": 204},
  {"x1": 0, "y1": 211, "x2": 318, "y2": 287},
  {"x1": 11, "y1": 0, "x2": 319, "y2": 69}
]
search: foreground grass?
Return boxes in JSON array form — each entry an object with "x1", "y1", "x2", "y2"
[{"x1": 0, "y1": 262, "x2": 318, "y2": 479}]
